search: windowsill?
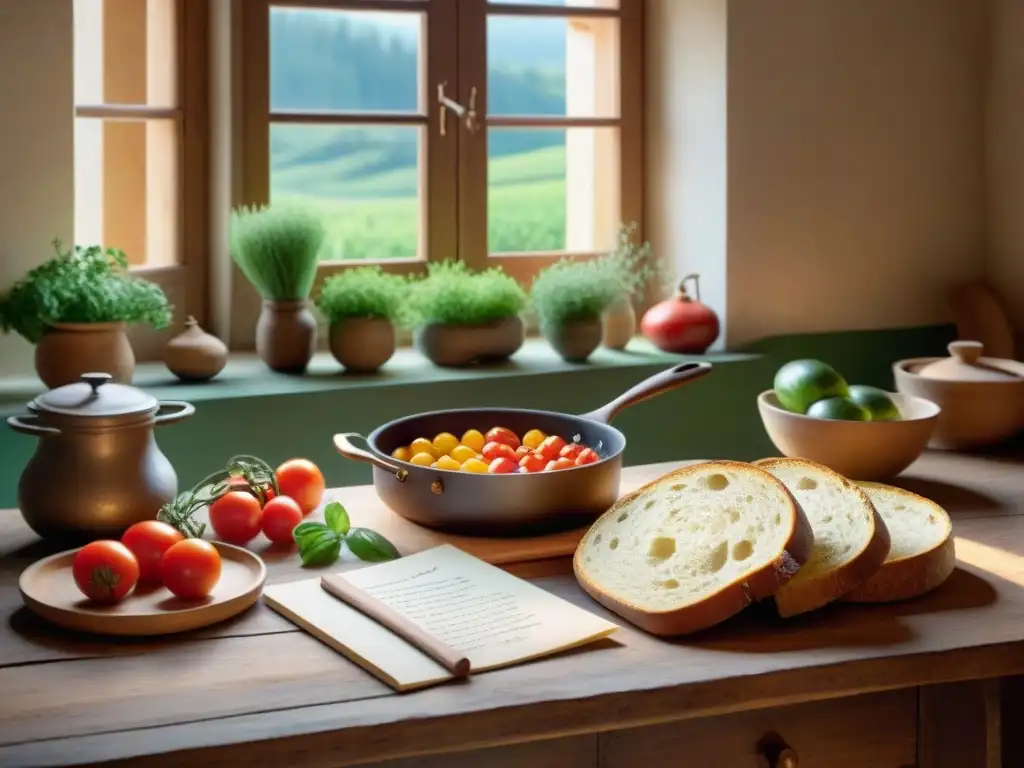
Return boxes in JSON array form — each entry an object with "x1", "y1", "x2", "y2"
[{"x1": 0, "y1": 337, "x2": 758, "y2": 410}]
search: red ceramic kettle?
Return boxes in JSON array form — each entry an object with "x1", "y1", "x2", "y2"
[{"x1": 640, "y1": 274, "x2": 720, "y2": 354}]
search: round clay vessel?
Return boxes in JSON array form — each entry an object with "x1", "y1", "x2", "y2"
[
  {"x1": 164, "y1": 316, "x2": 228, "y2": 382},
  {"x1": 414, "y1": 315, "x2": 524, "y2": 367},
  {"x1": 35, "y1": 322, "x2": 135, "y2": 389},
  {"x1": 329, "y1": 317, "x2": 396, "y2": 373},
  {"x1": 255, "y1": 299, "x2": 317, "y2": 374},
  {"x1": 546, "y1": 316, "x2": 602, "y2": 362},
  {"x1": 602, "y1": 295, "x2": 636, "y2": 350}
]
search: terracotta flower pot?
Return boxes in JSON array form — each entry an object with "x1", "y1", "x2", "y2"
[
  {"x1": 35, "y1": 322, "x2": 135, "y2": 389},
  {"x1": 255, "y1": 299, "x2": 317, "y2": 374},
  {"x1": 329, "y1": 317, "x2": 396, "y2": 373},
  {"x1": 414, "y1": 315, "x2": 524, "y2": 367},
  {"x1": 545, "y1": 316, "x2": 602, "y2": 363},
  {"x1": 602, "y1": 295, "x2": 636, "y2": 350}
]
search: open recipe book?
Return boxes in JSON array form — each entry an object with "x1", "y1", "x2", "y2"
[{"x1": 263, "y1": 544, "x2": 619, "y2": 692}]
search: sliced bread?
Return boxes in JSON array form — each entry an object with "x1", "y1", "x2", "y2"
[
  {"x1": 752, "y1": 457, "x2": 891, "y2": 618},
  {"x1": 842, "y1": 482, "x2": 956, "y2": 603},
  {"x1": 573, "y1": 460, "x2": 814, "y2": 637}
]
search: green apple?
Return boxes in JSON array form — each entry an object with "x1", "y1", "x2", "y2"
[
  {"x1": 773, "y1": 359, "x2": 849, "y2": 414},
  {"x1": 847, "y1": 385, "x2": 901, "y2": 421}
]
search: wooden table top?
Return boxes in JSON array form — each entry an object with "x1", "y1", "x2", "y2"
[{"x1": 3, "y1": 451, "x2": 1024, "y2": 767}]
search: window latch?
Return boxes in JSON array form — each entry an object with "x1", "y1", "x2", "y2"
[{"x1": 437, "y1": 82, "x2": 478, "y2": 136}]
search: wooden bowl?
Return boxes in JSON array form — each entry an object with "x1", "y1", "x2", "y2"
[
  {"x1": 757, "y1": 390, "x2": 940, "y2": 481},
  {"x1": 18, "y1": 541, "x2": 266, "y2": 636}
]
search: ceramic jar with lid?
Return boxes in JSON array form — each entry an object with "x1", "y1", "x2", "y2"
[
  {"x1": 7, "y1": 372, "x2": 195, "y2": 540},
  {"x1": 893, "y1": 340, "x2": 1024, "y2": 450}
]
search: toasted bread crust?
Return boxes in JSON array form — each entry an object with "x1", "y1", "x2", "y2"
[
  {"x1": 843, "y1": 482, "x2": 956, "y2": 603},
  {"x1": 753, "y1": 457, "x2": 892, "y2": 618},
  {"x1": 573, "y1": 460, "x2": 814, "y2": 637}
]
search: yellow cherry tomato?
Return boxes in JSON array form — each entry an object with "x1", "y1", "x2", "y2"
[
  {"x1": 410, "y1": 452, "x2": 436, "y2": 467},
  {"x1": 522, "y1": 429, "x2": 546, "y2": 450},
  {"x1": 435, "y1": 455, "x2": 462, "y2": 471},
  {"x1": 392, "y1": 446, "x2": 411, "y2": 462},
  {"x1": 460, "y1": 458, "x2": 490, "y2": 474},
  {"x1": 433, "y1": 432, "x2": 460, "y2": 456},
  {"x1": 450, "y1": 444, "x2": 477, "y2": 464},
  {"x1": 409, "y1": 438, "x2": 437, "y2": 458},
  {"x1": 460, "y1": 429, "x2": 486, "y2": 453}
]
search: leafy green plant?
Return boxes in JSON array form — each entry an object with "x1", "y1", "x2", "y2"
[
  {"x1": 605, "y1": 222, "x2": 668, "y2": 299},
  {"x1": 0, "y1": 240, "x2": 172, "y2": 344},
  {"x1": 293, "y1": 501, "x2": 400, "y2": 566},
  {"x1": 530, "y1": 256, "x2": 628, "y2": 333},
  {"x1": 229, "y1": 203, "x2": 325, "y2": 301},
  {"x1": 406, "y1": 260, "x2": 528, "y2": 326},
  {"x1": 314, "y1": 266, "x2": 410, "y2": 325}
]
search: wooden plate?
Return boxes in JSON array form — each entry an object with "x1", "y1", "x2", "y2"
[{"x1": 18, "y1": 541, "x2": 267, "y2": 636}]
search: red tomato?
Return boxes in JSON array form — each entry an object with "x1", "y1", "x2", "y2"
[
  {"x1": 275, "y1": 458, "x2": 326, "y2": 515},
  {"x1": 260, "y1": 485, "x2": 277, "y2": 506},
  {"x1": 559, "y1": 443, "x2": 584, "y2": 461},
  {"x1": 261, "y1": 496, "x2": 304, "y2": 545},
  {"x1": 209, "y1": 490, "x2": 263, "y2": 545},
  {"x1": 482, "y1": 441, "x2": 518, "y2": 462},
  {"x1": 488, "y1": 457, "x2": 519, "y2": 474},
  {"x1": 519, "y1": 451, "x2": 548, "y2": 473},
  {"x1": 537, "y1": 435, "x2": 567, "y2": 461},
  {"x1": 575, "y1": 448, "x2": 600, "y2": 466},
  {"x1": 72, "y1": 540, "x2": 140, "y2": 604},
  {"x1": 161, "y1": 539, "x2": 222, "y2": 601},
  {"x1": 514, "y1": 445, "x2": 531, "y2": 460},
  {"x1": 121, "y1": 520, "x2": 184, "y2": 582},
  {"x1": 485, "y1": 427, "x2": 520, "y2": 450},
  {"x1": 545, "y1": 457, "x2": 575, "y2": 472}
]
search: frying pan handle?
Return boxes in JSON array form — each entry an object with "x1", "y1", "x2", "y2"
[
  {"x1": 333, "y1": 433, "x2": 409, "y2": 482},
  {"x1": 580, "y1": 362, "x2": 712, "y2": 425}
]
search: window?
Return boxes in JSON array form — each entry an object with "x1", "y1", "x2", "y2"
[
  {"x1": 241, "y1": 0, "x2": 643, "y2": 286},
  {"x1": 72, "y1": 0, "x2": 207, "y2": 355}
]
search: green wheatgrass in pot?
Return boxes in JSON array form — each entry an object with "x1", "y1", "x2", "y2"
[
  {"x1": 314, "y1": 266, "x2": 412, "y2": 325},
  {"x1": 406, "y1": 260, "x2": 528, "y2": 326},
  {"x1": 529, "y1": 256, "x2": 629, "y2": 333},
  {"x1": 229, "y1": 204, "x2": 325, "y2": 301},
  {"x1": 0, "y1": 239, "x2": 173, "y2": 344}
]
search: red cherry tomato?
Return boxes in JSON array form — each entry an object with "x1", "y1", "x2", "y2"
[
  {"x1": 209, "y1": 490, "x2": 263, "y2": 545},
  {"x1": 261, "y1": 496, "x2": 304, "y2": 545},
  {"x1": 559, "y1": 443, "x2": 584, "y2": 461},
  {"x1": 545, "y1": 457, "x2": 575, "y2": 472},
  {"x1": 275, "y1": 458, "x2": 326, "y2": 515},
  {"x1": 488, "y1": 457, "x2": 519, "y2": 474},
  {"x1": 537, "y1": 435, "x2": 567, "y2": 461},
  {"x1": 121, "y1": 520, "x2": 184, "y2": 582},
  {"x1": 519, "y1": 451, "x2": 548, "y2": 473},
  {"x1": 575, "y1": 447, "x2": 600, "y2": 466},
  {"x1": 514, "y1": 445, "x2": 531, "y2": 460},
  {"x1": 72, "y1": 540, "x2": 140, "y2": 604},
  {"x1": 482, "y1": 441, "x2": 518, "y2": 462},
  {"x1": 485, "y1": 427, "x2": 520, "y2": 450},
  {"x1": 160, "y1": 539, "x2": 222, "y2": 601}
]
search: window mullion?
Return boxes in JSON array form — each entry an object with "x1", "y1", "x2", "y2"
[
  {"x1": 426, "y1": 0, "x2": 460, "y2": 263},
  {"x1": 456, "y1": 0, "x2": 488, "y2": 270}
]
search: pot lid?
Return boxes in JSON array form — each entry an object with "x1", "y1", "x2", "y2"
[
  {"x1": 30, "y1": 372, "x2": 158, "y2": 418},
  {"x1": 917, "y1": 341, "x2": 1023, "y2": 382}
]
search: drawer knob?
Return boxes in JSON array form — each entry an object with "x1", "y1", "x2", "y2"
[{"x1": 757, "y1": 732, "x2": 799, "y2": 768}]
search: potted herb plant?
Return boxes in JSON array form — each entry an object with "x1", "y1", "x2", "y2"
[
  {"x1": 601, "y1": 222, "x2": 661, "y2": 350},
  {"x1": 0, "y1": 240, "x2": 172, "y2": 387},
  {"x1": 230, "y1": 203, "x2": 325, "y2": 374},
  {"x1": 314, "y1": 266, "x2": 410, "y2": 373},
  {"x1": 407, "y1": 261, "x2": 528, "y2": 367},
  {"x1": 530, "y1": 256, "x2": 628, "y2": 363}
]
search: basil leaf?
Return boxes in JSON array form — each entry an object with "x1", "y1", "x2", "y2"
[
  {"x1": 345, "y1": 528, "x2": 400, "y2": 562},
  {"x1": 324, "y1": 502, "x2": 350, "y2": 536},
  {"x1": 299, "y1": 530, "x2": 342, "y2": 567},
  {"x1": 293, "y1": 521, "x2": 328, "y2": 541}
]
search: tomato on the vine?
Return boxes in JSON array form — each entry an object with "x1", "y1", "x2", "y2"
[
  {"x1": 275, "y1": 458, "x2": 325, "y2": 515},
  {"x1": 72, "y1": 540, "x2": 140, "y2": 604},
  {"x1": 121, "y1": 520, "x2": 184, "y2": 582},
  {"x1": 261, "y1": 496, "x2": 304, "y2": 545},
  {"x1": 209, "y1": 490, "x2": 263, "y2": 545},
  {"x1": 161, "y1": 539, "x2": 222, "y2": 600}
]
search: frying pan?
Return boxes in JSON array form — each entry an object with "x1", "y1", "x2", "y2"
[{"x1": 334, "y1": 362, "x2": 712, "y2": 536}]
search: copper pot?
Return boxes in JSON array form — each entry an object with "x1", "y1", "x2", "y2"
[{"x1": 7, "y1": 372, "x2": 195, "y2": 541}]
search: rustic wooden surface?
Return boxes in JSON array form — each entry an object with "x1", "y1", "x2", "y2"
[{"x1": 2, "y1": 451, "x2": 1024, "y2": 767}]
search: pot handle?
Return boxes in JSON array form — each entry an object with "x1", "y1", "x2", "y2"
[
  {"x1": 154, "y1": 401, "x2": 196, "y2": 426},
  {"x1": 7, "y1": 415, "x2": 61, "y2": 437},
  {"x1": 580, "y1": 361, "x2": 712, "y2": 425},
  {"x1": 334, "y1": 433, "x2": 409, "y2": 482}
]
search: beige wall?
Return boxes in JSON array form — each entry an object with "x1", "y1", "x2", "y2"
[{"x1": 0, "y1": 1, "x2": 75, "y2": 377}]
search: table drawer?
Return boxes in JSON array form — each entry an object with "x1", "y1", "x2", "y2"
[{"x1": 598, "y1": 689, "x2": 917, "y2": 768}]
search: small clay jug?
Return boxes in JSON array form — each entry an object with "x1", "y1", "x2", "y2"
[
  {"x1": 35, "y1": 322, "x2": 135, "y2": 389},
  {"x1": 165, "y1": 316, "x2": 229, "y2": 382},
  {"x1": 329, "y1": 317, "x2": 396, "y2": 373},
  {"x1": 602, "y1": 295, "x2": 636, "y2": 350},
  {"x1": 255, "y1": 299, "x2": 317, "y2": 374},
  {"x1": 415, "y1": 316, "x2": 525, "y2": 367},
  {"x1": 545, "y1": 316, "x2": 603, "y2": 363}
]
